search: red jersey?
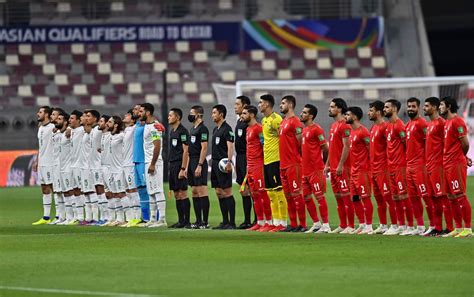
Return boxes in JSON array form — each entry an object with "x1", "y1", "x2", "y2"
[
  {"x1": 349, "y1": 125, "x2": 371, "y2": 173},
  {"x1": 426, "y1": 117, "x2": 445, "y2": 171},
  {"x1": 405, "y1": 117, "x2": 427, "y2": 168},
  {"x1": 301, "y1": 123, "x2": 326, "y2": 175},
  {"x1": 279, "y1": 116, "x2": 303, "y2": 169},
  {"x1": 246, "y1": 123, "x2": 264, "y2": 169},
  {"x1": 370, "y1": 121, "x2": 388, "y2": 173},
  {"x1": 328, "y1": 119, "x2": 351, "y2": 171},
  {"x1": 386, "y1": 118, "x2": 407, "y2": 169},
  {"x1": 443, "y1": 115, "x2": 468, "y2": 167}
]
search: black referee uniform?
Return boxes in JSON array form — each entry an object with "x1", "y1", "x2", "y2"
[{"x1": 235, "y1": 117, "x2": 253, "y2": 228}]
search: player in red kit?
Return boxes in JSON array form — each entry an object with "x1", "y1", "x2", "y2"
[
  {"x1": 405, "y1": 97, "x2": 435, "y2": 235},
  {"x1": 279, "y1": 95, "x2": 306, "y2": 232},
  {"x1": 368, "y1": 101, "x2": 398, "y2": 235},
  {"x1": 241, "y1": 105, "x2": 273, "y2": 231},
  {"x1": 439, "y1": 96, "x2": 472, "y2": 238},
  {"x1": 423, "y1": 97, "x2": 454, "y2": 236},
  {"x1": 324, "y1": 98, "x2": 354, "y2": 234},
  {"x1": 383, "y1": 99, "x2": 414, "y2": 235},
  {"x1": 300, "y1": 104, "x2": 330, "y2": 234},
  {"x1": 345, "y1": 106, "x2": 374, "y2": 234}
]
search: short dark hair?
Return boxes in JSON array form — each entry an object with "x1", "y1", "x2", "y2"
[
  {"x1": 111, "y1": 115, "x2": 124, "y2": 133},
  {"x1": 385, "y1": 99, "x2": 401, "y2": 112},
  {"x1": 101, "y1": 114, "x2": 111, "y2": 122},
  {"x1": 425, "y1": 97, "x2": 440, "y2": 109},
  {"x1": 52, "y1": 107, "x2": 66, "y2": 115},
  {"x1": 243, "y1": 105, "x2": 258, "y2": 116},
  {"x1": 84, "y1": 109, "x2": 100, "y2": 121},
  {"x1": 407, "y1": 97, "x2": 421, "y2": 107},
  {"x1": 39, "y1": 106, "x2": 52, "y2": 116},
  {"x1": 260, "y1": 94, "x2": 275, "y2": 107},
  {"x1": 304, "y1": 104, "x2": 318, "y2": 119},
  {"x1": 331, "y1": 98, "x2": 348, "y2": 113},
  {"x1": 170, "y1": 108, "x2": 183, "y2": 120},
  {"x1": 369, "y1": 100, "x2": 384, "y2": 112},
  {"x1": 348, "y1": 106, "x2": 363, "y2": 120},
  {"x1": 236, "y1": 95, "x2": 251, "y2": 106},
  {"x1": 59, "y1": 112, "x2": 70, "y2": 123},
  {"x1": 440, "y1": 96, "x2": 459, "y2": 113},
  {"x1": 70, "y1": 110, "x2": 83, "y2": 118},
  {"x1": 191, "y1": 105, "x2": 204, "y2": 116},
  {"x1": 281, "y1": 95, "x2": 296, "y2": 108},
  {"x1": 141, "y1": 103, "x2": 154, "y2": 115},
  {"x1": 212, "y1": 104, "x2": 227, "y2": 119}
]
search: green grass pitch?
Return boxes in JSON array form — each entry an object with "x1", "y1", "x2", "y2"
[{"x1": 1, "y1": 179, "x2": 473, "y2": 297}]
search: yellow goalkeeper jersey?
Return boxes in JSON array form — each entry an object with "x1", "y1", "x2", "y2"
[{"x1": 261, "y1": 112, "x2": 282, "y2": 165}]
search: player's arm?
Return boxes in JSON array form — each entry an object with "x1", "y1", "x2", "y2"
[
  {"x1": 337, "y1": 137, "x2": 350, "y2": 175},
  {"x1": 460, "y1": 135, "x2": 469, "y2": 155},
  {"x1": 195, "y1": 132, "x2": 208, "y2": 177},
  {"x1": 321, "y1": 143, "x2": 329, "y2": 164},
  {"x1": 180, "y1": 135, "x2": 189, "y2": 179},
  {"x1": 296, "y1": 126, "x2": 303, "y2": 152},
  {"x1": 148, "y1": 131, "x2": 161, "y2": 175},
  {"x1": 226, "y1": 141, "x2": 234, "y2": 173}
]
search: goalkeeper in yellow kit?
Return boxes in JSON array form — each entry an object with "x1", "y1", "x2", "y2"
[{"x1": 257, "y1": 94, "x2": 288, "y2": 232}]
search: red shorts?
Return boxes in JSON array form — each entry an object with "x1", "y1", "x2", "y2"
[
  {"x1": 247, "y1": 166, "x2": 265, "y2": 193},
  {"x1": 372, "y1": 170, "x2": 391, "y2": 197},
  {"x1": 330, "y1": 169, "x2": 350, "y2": 195},
  {"x1": 406, "y1": 165, "x2": 429, "y2": 198},
  {"x1": 388, "y1": 167, "x2": 408, "y2": 197},
  {"x1": 350, "y1": 171, "x2": 371, "y2": 199},
  {"x1": 302, "y1": 170, "x2": 326, "y2": 198},
  {"x1": 444, "y1": 164, "x2": 467, "y2": 196},
  {"x1": 281, "y1": 164, "x2": 302, "y2": 194},
  {"x1": 426, "y1": 166, "x2": 446, "y2": 197}
]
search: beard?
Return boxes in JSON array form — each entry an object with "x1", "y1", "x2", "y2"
[
  {"x1": 407, "y1": 111, "x2": 417, "y2": 119},
  {"x1": 384, "y1": 112, "x2": 392, "y2": 118},
  {"x1": 345, "y1": 119, "x2": 354, "y2": 124}
]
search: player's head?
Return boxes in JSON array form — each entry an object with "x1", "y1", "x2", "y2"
[
  {"x1": 98, "y1": 114, "x2": 111, "y2": 131},
  {"x1": 189, "y1": 105, "x2": 204, "y2": 123},
  {"x1": 345, "y1": 106, "x2": 363, "y2": 124},
  {"x1": 235, "y1": 95, "x2": 251, "y2": 115},
  {"x1": 84, "y1": 109, "x2": 100, "y2": 125},
  {"x1": 51, "y1": 107, "x2": 65, "y2": 124},
  {"x1": 140, "y1": 103, "x2": 154, "y2": 121},
  {"x1": 406, "y1": 97, "x2": 421, "y2": 119},
  {"x1": 368, "y1": 100, "x2": 384, "y2": 121},
  {"x1": 212, "y1": 104, "x2": 227, "y2": 123},
  {"x1": 55, "y1": 112, "x2": 69, "y2": 130},
  {"x1": 384, "y1": 99, "x2": 401, "y2": 118},
  {"x1": 258, "y1": 94, "x2": 275, "y2": 113},
  {"x1": 440, "y1": 96, "x2": 459, "y2": 115},
  {"x1": 108, "y1": 115, "x2": 123, "y2": 134},
  {"x1": 37, "y1": 106, "x2": 51, "y2": 122},
  {"x1": 300, "y1": 104, "x2": 318, "y2": 124},
  {"x1": 69, "y1": 110, "x2": 83, "y2": 128},
  {"x1": 133, "y1": 104, "x2": 142, "y2": 118},
  {"x1": 424, "y1": 97, "x2": 440, "y2": 116},
  {"x1": 280, "y1": 95, "x2": 296, "y2": 114},
  {"x1": 122, "y1": 109, "x2": 135, "y2": 127},
  {"x1": 241, "y1": 105, "x2": 258, "y2": 123},
  {"x1": 168, "y1": 108, "x2": 183, "y2": 125},
  {"x1": 329, "y1": 98, "x2": 347, "y2": 117}
]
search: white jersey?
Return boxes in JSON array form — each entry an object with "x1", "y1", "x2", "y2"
[
  {"x1": 70, "y1": 126, "x2": 85, "y2": 168},
  {"x1": 123, "y1": 125, "x2": 135, "y2": 167},
  {"x1": 101, "y1": 132, "x2": 112, "y2": 166},
  {"x1": 52, "y1": 130, "x2": 61, "y2": 166},
  {"x1": 89, "y1": 126, "x2": 102, "y2": 170},
  {"x1": 79, "y1": 131, "x2": 92, "y2": 170},
  {"x1": 109, "y1": 133, "x2": 124, "y2": 173},
  {"x1": 59, "y1": 131, "x2": 72, "y2": 172},
  {"x1": 143, "y1": 122, "x2": 163, "y2": 164},
  {"x1": 37, "y1": 122, "x2": 55, "y2": 167}
]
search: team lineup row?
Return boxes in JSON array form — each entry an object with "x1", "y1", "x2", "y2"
[{"x1": 31, "y1": 94, "x2": 472, "y2": 237}]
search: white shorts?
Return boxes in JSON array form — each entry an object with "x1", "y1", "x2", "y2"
[
  {"x1": 60, "y1": 171, "x2": 74, "y2": 192},
  {"x1": 90, "y1": 168, "x2": 104, "y2": 186},
  {"x1": 72, "y1": 167, "x2": 81, "y2": 189},
  {"x1": 80, "y1": 168, "x2": 94, "y2": 193},
  {"x1": 102, "y1": 166, "x2": 111, "y2": 192},
  {"x1": 145, "y1": 162, "x2": 163, "y2": 195},
  {"x1": 38, "y1": 165, "x2": 54, "y2": 185},
  {"x1": 123, "y1": 166, "x2": 136, "y2": 190},
  {"x1": 109, "y1": 171, "x2": 126, "y2": 194},
  {"x1": 52, "y1": 164, "x2": 61, "y2": 192}
]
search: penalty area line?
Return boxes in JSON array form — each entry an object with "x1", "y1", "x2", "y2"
[{"x1": 0, "y1": 285, "x2": 166, "y2": 297}]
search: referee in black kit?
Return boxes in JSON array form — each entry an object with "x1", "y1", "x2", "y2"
[
  {"x1": 167, "y1": 108, "x2": 191, "y2": 228},
  {"x1": 234, "y1": 96, "x2": 253, "y2": 229},
  {"x1": 210, "y1": 104, "x2": 236, "y2": 229}
]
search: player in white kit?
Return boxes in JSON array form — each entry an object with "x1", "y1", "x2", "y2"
[
  {"x1": 98, "y1": 114, "x2": 112, "y2": 225},
  {"x1": 68, "y1": 110, "x2": 86, "y2": 225},
  {"x1": 122, "y1": 109, "x2": 142, "y2": 227},
  {"x1": 139, "y1": 103, "x2": 167, "y2": 227},
  {"x1": 49, "y1": 107, "x2": 66, "y2": 224},
  {"x1": 32, "y1": 106, "x2": 56, "y2": 225}
]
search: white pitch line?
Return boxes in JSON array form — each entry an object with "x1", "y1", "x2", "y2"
[
  {"x1": 0, "y1": 285, "x2": 165, "y2": 297},
  {"x1": 0, "y1": 228, "x2": 207, "y2": 237}
]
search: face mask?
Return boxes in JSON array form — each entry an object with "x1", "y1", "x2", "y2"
[{"x1": 188, "y1": 114, "x2": 196, "y2": 123}]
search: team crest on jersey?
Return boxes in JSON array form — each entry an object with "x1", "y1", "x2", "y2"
[
  {"x1": 172, "y1": 139, "x2": 178, "y2": 147},
  {"x1": 237, "y1": 129, "x2": 243, "y2": 137},
  {"x1": 191, "y1": 136, "x2": 196, "y2": 143},
  {"x1": 216, "y1": 137, "x2": 220, "y2": 144}
]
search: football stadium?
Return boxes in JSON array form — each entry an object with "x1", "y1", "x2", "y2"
[{"x1": 1, "y1": 1, "x2": 474, "y2": 296}]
